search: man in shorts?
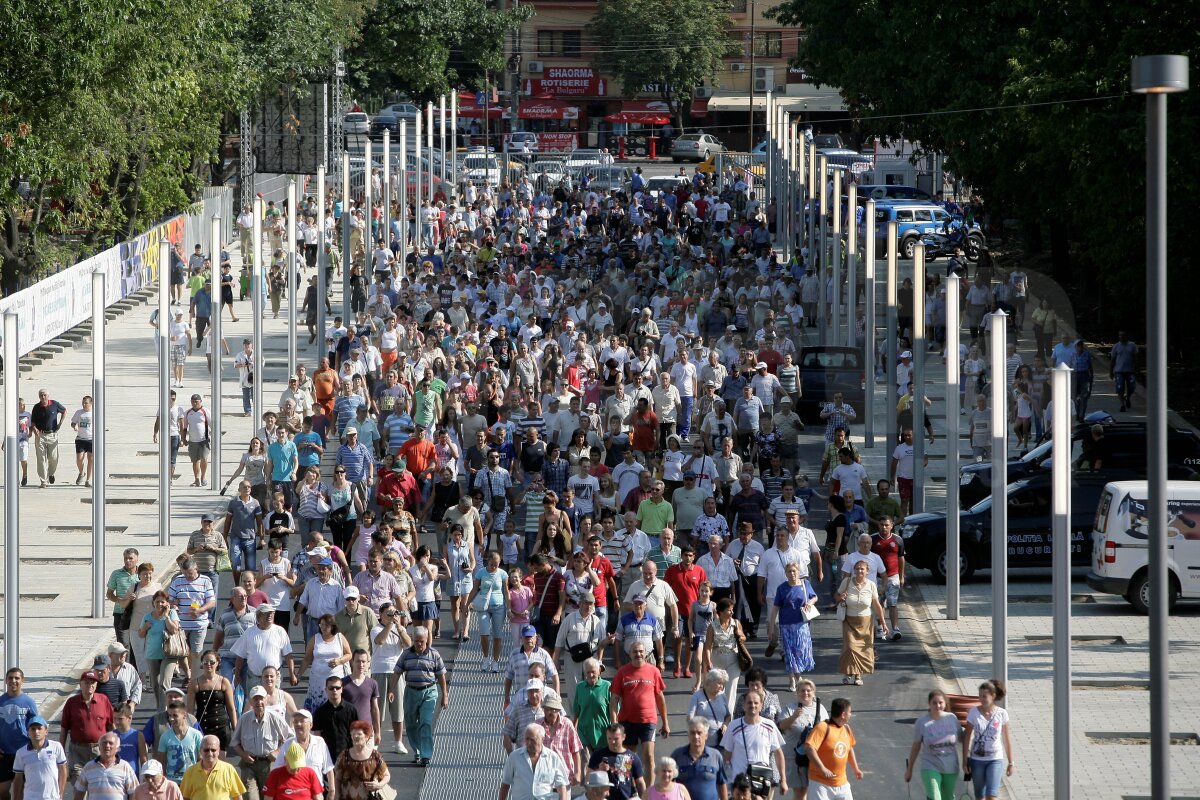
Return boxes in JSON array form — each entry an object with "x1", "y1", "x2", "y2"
[
  {"x1": 870, "y1": 518, "x2": 905, "y2": 641},
  {"x1": 181, "y1": 394, "x2": 211, "y2": 488},
  {"x1": 609, "y1": 643, "x2": 668, "y2": 775}
]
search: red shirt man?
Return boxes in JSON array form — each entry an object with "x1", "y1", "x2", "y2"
[
  {"x1": 397, "y1": 428, "x2": 437, "y2": 481},
  {"x1": 870, "y1": 526, "x2": 905, "y2": 578},
  {"x1": 630, "y1": 401, "x2": 658, "y2": 454},
  {"x1": 610, "y1": 643, "x2": 669, "y2": 753},
  {"x1": 586, "y1": 540, "x2": 617, "y2": 611},
  {"x1": 59, "y1": 671, "x2": 114, "y2": 748},
  {"x1": 664, "y1": 552, "x2": 707, "y2": 614}
]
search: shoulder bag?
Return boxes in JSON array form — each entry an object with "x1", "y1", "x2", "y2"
[
  {"x1": 734, "y1": 620, "x2": 754, "y2": 673},
  {"x1": 163, "y1": 626, "x2": 189, "y2": 659},
  {"x1": 569, "y1": 615, "x2": 599, "y2": 663},
  {"x1": 527, "y1": 574, "x2": 554, "y2": 625},
  {"x1": 794, "y1": 708, "x2": 827, "y2": 772}
]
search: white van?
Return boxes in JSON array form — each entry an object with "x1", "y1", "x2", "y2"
[{"x1": 1087, "y1": 480, "x2": 1200, "y2": 613}]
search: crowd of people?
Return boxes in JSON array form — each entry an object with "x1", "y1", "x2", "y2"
[{"x1": 15, "y1": 166, "x2": 1128, "y2": 800}]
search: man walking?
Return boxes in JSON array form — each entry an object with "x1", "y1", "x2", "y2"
[
  {"x1": 59, "y1": 672, "x2": 114, "y2": 800},
  {"x1": 30, "y1": 389, "x2": 66, "y2": 487},
  {"x1": 0, "y1": 668, "x2": 39, "y2": 799},
  {"x1": 181, "y1": 394, "x2": 212, "y2": 488},
  {"x1": 230, "y1": 688, "x2": 290, "y2": 800},
  {"x1": 394, "y1": 628, "x2": 448, "y2": 767},
  {"x1": 1109, "y1": 331, "x2": 1138, "y2": 413}
]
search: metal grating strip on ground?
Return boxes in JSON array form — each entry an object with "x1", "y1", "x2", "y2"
[{"x1": 419, "y1": 621, "x2": 513, "y2": 800}]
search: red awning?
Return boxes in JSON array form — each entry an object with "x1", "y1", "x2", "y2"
[
  {"x1": 456, "y1": 91, "x2": 505, "y2": 119},
  {"x1": 605, "y1": 100, "x2": 673, "y2": 125},
  {"x1": 690, "y1": 98, "x2": 709, "y2": 118},
  {"x1": 517, "y1": 99, "x2": 580, "y2": 120}
]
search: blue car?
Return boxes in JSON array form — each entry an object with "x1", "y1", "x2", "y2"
[{"x1": 871, "y1": 201, "x2": 985, "y2": 259}]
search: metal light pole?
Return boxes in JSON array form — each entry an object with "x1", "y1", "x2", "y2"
[
  {"x1": 158, "y1": 242, "x2": 171, "y2": 544},
  {"x1": 806, "y1": 142, "x2": 816, "y2": 269},
  {"x1": 414, "y1": 111, "x2": 422, "y2": 227},
  {"x1": 341, "y1": 151, "x2": 351, "y2": 321},
  {"x1": 818, "y1": 155, "x2": 828, "y2": 344},
  {"x1": 382, "y1": 130, "x2": 391, "y2": 252},
  {"x1": 990, "y1": 308, "x2": 1008, "y2": 688},
  {"x1": 912, "y1": 243, "x2": 926, "y2": 513},
  {"x1": 3, "y1": 312, "x2": 18, "y2": 665},
  {"x1": 864, "y1": 199, "x2": 876, "y2": 448},
  {"x1": 1051, "y1": 363, "x2": 1073, "y2": 798},
  {"x1": 450, "y1": 93, "x2": 458, "y2": 200},
  {"x1": 439, "y1": 94, "x2": 447, "y2": 189},
  {"x1": 846, "y1": 183, "x2": 857, "y2": 348},
  {"x1": 209, "y1": 218, "x2": 223, "y2": 491},
  {"x1": 831, "y1": 169, "x2": 842, "y2": 345},
  {"x1": 885, "y1": 221, "x2": 899, "y2": 451},
  {"x1": 252, "y1": 197, "x2": 264, "y2": 427},
  {"x1": 945, "y1": 271, "x2": 961, "y2": 617},
  {"x1": 91, "y1": 270, "x2": 105, "y2": 618},
  {"x1": 399, "y1": 120, "x2": 409, "y2": 275},
  {"x1": 1132, "y1": 53, "x2": 1188, "y2": 800},
  {"x1": 287, "y1": 180, "x2": 298, "y2": 379},
  {"x1": 426, "y1": 102, "x2": 434, "y2": 202},
  {"x1": 364, "y1": 140, "x2": 373, "y2": 258},
  {"x1": 317, "y1": 165, "x2": 327, "y2": 350}
]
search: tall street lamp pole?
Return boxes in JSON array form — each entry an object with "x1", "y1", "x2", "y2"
[{"x1": 1131, "y1": 53, "x2": 1188, "y2": 800}]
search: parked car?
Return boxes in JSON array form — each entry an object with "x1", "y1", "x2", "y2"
[
  {"x1": 1087, "y1": 480, "x2": 1200, "y2": 613},
  {"x1": 872, "y1": 201, "x2": 985, "y2": 259},
  {"x1": 642, "y1": 176, "x2": 691, "y2": 198},
  {"x1": 957, "y1": 421, "x2": 1200, "y2": 507},
  {"x1": 565, "y1": 149, "x2": 604, "y2": 169},
  {"x1": 817, "y1": 147, "x2": 874, "y2": 173},
  {"x1": 371, "y1": 110, "x2": 399, "y2": 138},
  {"x1": 671, "y1": 133, "x2": 724, "y2": 162},
  {"x1": 796, "y1": 346, "x2": 864, "y2": 420},
  {"x1": 509, "y1": 132, "x2": 540, "y2": 153},
  {"x1": 586, "y1": 166, "x2": 633, "y2": 194},
  {"x1": 901, "y1": 473, "x2": 1113, "y2": 582},
  {"x1": 380, "y1": 102, "x2": 421, "y2": 122},
  {"x1": 344, "y1": 112, "x2": 370, "y2": 136},
  {"x1": 460, "y1": 152, "x2": 501, "y2": 186},
  {"x1": 525, "y1": 159, "x2": 572, "y2": 190}
]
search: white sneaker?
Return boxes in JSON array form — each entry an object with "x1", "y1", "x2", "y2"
[
  {"x1": 481, "y1": 658, "x2": 491, "y2": 672},
  {"x1": 876, "y1": 625, "x2": 887, "y2": 639},
  {"x1": 491, "y1": 660, "x2": 501, "y2": 673},
  {"x1": 394, "y1": 740, "x2": 408, "y2": 755},
  {"x1": 891, "y1": 628, "x2": 903, "y2": 641}
]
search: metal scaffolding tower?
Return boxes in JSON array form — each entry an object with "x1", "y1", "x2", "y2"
[
  {"x1": 240, "y1": 109, "x2": 253, "y2": 208},
  {"x1": 331, "y1": 46, "x2": 346, "y2": 184}
]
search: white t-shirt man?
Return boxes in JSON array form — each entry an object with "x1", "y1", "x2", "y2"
[
  {"x1": 830, "y1": 461, "x2": 868, "y2": 501},
  {"x1": 892, "y1": 442, "x2": 916, "y2": 481}
]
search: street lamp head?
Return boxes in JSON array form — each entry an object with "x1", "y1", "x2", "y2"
[{"x1": 1131, "y1": 55, "x2": 1189, "y2": 94}]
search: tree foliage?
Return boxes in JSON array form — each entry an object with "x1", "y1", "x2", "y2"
[
  {"x1": 588, "y1": 0, "x2": 736, "y2": 125},
  {"x1": 346, "y1": 0, "x2": 532, "y2": 103},
  {"x1": 768, "y1": 0, "x2": 1200, "y2": 347}
]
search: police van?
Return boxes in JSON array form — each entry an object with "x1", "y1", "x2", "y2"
[{"x1": 1086, "y1": 480, "x2": 1200, "y2": 613}]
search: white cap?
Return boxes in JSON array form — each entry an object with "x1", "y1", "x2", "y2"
[{"x1": 249, "y1": 686, "x2": 269, "y2": 699}]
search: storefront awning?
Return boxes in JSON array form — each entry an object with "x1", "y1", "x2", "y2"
[
  {"x1": 606, "y1": 100, "x2": 673, "y2": 125},
  {"x1": 456, "y1": 91, "x2": 506, "y2": 119},
  {"x1": 517, "y1": 99, "x2": 580, "y2": 120},
  {"x1": 690, "y1": 98, "x2": 709, "y2": 118},
  {"x1": 706, "y1": 85, "x2": 847, "y2": 113}
]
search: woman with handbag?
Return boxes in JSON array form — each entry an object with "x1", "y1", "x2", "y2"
[
  {"x1": 327, "y1": 466, "x2": 364, "y2": 552},
  {"x1": 441, "y1": 525, "x2": 476, "y2": 643},
  {"x1": 836, "y1": 560, "x2": 888, "y2": 686},
  {"x1": 186, "y1": 649, "x2": 237, "y2": 754},
  {"x1": 466, "y1": 551, "x2": 509, "y2": 673},
  {"x1": 139, "y1": 591, "x2": 185, "y2": 708},
  {"x1": 126, "y1": 562, "x2": 162, "y2": 682},
  {"x1": 334, "y1": 721, "x2": 392, "y2": 800},
  {"x1": 703, "y1": 597, "x2": 746, "y2": 709},
  {"x1": 686, "y1": 670, "x2": 731, "y2": 749},
  {"x1": 552, "y1": 591, "x2": 605, "y2": 685},
  {"x1": 769, "y1": 563, "x2": 819, "y2": 693},
  {"x1": 298, "y1": 615, "x2": 353, "y2": 712}
]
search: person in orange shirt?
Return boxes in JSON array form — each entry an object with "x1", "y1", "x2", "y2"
[
  {"x1": 806, "y1": 697, "x2": 864, "y2": 797},
  {"x1": 628, "y1": 398, "x2": 658, "y2": 461},
  {"x1": 397, "y1": 424, "x2": 438, "y2": 486},
  {"x1": 311, "y1": 358, "x2": 339, "y2": 418}
]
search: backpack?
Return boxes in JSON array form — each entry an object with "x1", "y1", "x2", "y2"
[{"x1": 793, "y1": 700, "x2": 827, "y2": 772}]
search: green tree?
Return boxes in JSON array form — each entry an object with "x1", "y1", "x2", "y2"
[
  {"x1": 588, "y1": 0, "x2": 736, "y2": 128},
  {"x1": 346, "y1": 0, "x2": 531, "y2": 103}
]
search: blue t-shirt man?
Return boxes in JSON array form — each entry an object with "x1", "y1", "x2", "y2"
[
  {"x1": 293, "y1": 430, "x2": 323, "y2": 468},
  {"x1": 267, "y1": 438, "x2": 298, "y2": 482},
  {"x1": 0, "y1": 686, "x2": 39, "y2": 754}
]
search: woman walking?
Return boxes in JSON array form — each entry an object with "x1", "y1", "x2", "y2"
[
  {"x1": 703, "y1": 597, "x2": 745, "y2": 708},
  {"x1": 769, "y1": 563, "x2": 818, "y2": 692},
  {"x1": 467, "y1": 551, "x2": 509, "y2": 673},
  {"x1": 905, "y1": 689, "x2": 962, "y2": 800},
  {"x1": 962, "y1": 680, "x2": 1014, "y2": 800},
  {"x1": 835, "y1": 560, "x2": 887, "y2": 686}
]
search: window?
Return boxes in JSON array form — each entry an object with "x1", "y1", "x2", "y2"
[
  {"x1": 728, "y1": 31, "x2": 748, "y2": 57},
  {"x1": 537, "y1": 30, "x2": 582, "y2": 58},
  {"x1": 729, "y1": 0, "x2": 748, "y2": 12},
  {"x1": 752, "y1": 32, "x2": 782, "y2": 58}
]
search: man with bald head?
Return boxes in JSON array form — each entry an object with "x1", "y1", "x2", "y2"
[
  {"x1": 182, "y1": 734, "x2": 246, "y2": 800},
  {"x1": 499, "y1": 723, "x2": 570, "y2": 800}
]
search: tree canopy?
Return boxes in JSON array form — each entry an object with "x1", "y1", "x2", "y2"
[
  {"x1": 768, "y1": 0, "x2": 1199, "y2": 351},
  {"x1": 588, "y1": 0, "x2": 736, "y2": 127}
]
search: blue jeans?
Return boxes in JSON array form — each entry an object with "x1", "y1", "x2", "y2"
[
  {"x1": 241, "y1": 386, "x2": 252, "y2": 415},
  {"x1": 229, "y1": 535, "x2": 258, "y2": 573},
  {"x1": 969, "y1": 758, "x2": 1003, "y2": 798},
  {"x1": 219, "y1": 656, "x2": 246, "y2": 715},
  {"x1": 403, "y1": 684, "x2": 438, "y2": 759},
  {"x1": 678, "y1": 396, "x2": 695, "y2": 439}
]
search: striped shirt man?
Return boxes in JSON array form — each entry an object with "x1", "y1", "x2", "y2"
[
  {"x1": 395, "y1": 645, "x2": 446, "y2": 688},
  {"x1": 167, "y1": 573, "x2": 215, "y2": 632}
]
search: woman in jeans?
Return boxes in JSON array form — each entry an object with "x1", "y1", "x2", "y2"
[
  {"x1": 442, "y1": 525, "x2": 476, "y2": 643},
  {"x1": 294, "y1": 466, "x2": 331, "y2": 538},
  {"x1": 327, "y1": 466, "x2": 363, "y2": 552},
  {"x1": 467, "y1": 550, "x2": 509, "y2": 673},
  {"x1": 962, "y1": 680, "x2": 1014, "y2": 800}
]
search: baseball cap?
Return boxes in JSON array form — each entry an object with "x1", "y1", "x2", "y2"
[
  {"x1": 579, "y1": 591, "x2": 596, "y2": 604},
  {"x1": 165, "y1": 687, "x2": 186, "y2": 698},
  {"x1": 256, "y1": 603, "x2": 276, "y2": 614},
  {"x1": 28, "y1": 716, "x2": 48, "y2": 729},
  {"x1": 249, "y1": 686, "x2": 269, "y2": 699},
  {"x1": 780, "y1": 396, "x2": 793, "y2": 405},
  {"x1": 343, "y1": 586, "x2": 361, "y2": 599},
  {"x1": 201, "y1": 513, "x2": 216, "y2": 522},
  {"x1": 292, "y1": 709, "x2": 314, "y2": 721},
  {"x1": 141, "y1": 760, "x2": 164, "y2": 778},
  {"x1": 80, "y1": 671, "x2": 99, "y2": 682},
  {"x1": 726, "y1": 325, "x2": 736, "y2": 332},
  {"x1": 543, "y1": 695, "x2": 563, "y2": 710},
  {"x1": 756, "y1": 361, "x2": 768, "y2": 370},
  {"x1": 107, "y1": 641, "x2": 128, "y2": 654},
  {"x1": 705, "y1": 380, "x2": 716, "y2": 387},
  {"x1": 521, "y1": 625, "x2": 538, "y2": 638},
  {"x1": 524, "y1": 679, "x2": 545, "y2": 692},
  {"x1": 285, "y1": 742, "x2": 307, "y2": 770},
  {"x1": 306, "y1": 547, "x2": 329, "y2": 557},
  {"x1": 190, "y1": 393, "x2": 202, "y2": 401},
  {"x1": 632, "y1": 593, "x2": 647, "y2": 604},
  {"x1": 684, "y1": 472, "x2": 697, "y2": 480},
  {"x1": 317, "y1": 557, "x2": 334, "y2": 567},
  {"x1": 586, "y1": 403, "x2": 597, "y2": 411},
  {"x1": 900, "y1": 350, "x2": 913, "y2": 358}
]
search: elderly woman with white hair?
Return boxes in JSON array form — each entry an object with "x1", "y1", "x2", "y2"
[
  {"x1": 499, "y1": 723, "x2": 571, "y2": 800},
  {"x1": 686, "y1": 669, "x2": 731, "y2": 748},
  {"x1": 647, "y1": 756, "x2": 693, "y2": 800},
  {"x1": 671, "y1": 719, "x2": 729, "y2": 800}
]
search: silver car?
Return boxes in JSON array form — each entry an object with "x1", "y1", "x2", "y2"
[
  {"x1": 671, "y1": 133, "x2": 723, "y2": 162},
  {"x1": 344, "y1": 112, "x2": 370, "y2": 136}
]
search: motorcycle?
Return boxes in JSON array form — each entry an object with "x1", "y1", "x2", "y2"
[{"x1": 921, "y1": 220, "x2": 982, "y2": 262}]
